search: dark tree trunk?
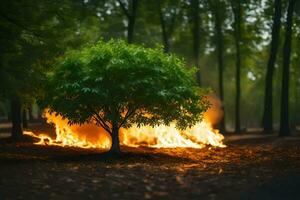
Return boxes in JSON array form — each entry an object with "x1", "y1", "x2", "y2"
[
  {"x1": 232, "y1": 1, "x2": 242, "y2": 134},
  {"x1": 191, "y1": 0, "x2": 201, "y2": 86},
  {"x1": 158, "y1": 0, "x2": 170, "y2": 53},
  {"x1": 37, "y1": 106, "x2": 43, "y2": 120},
  {"x1": 109, "y1": 120, "x2": 121, "y2": 155},
  {"x1": 7, "y1": 104, "x2": 12, "y2": 121},
  {"x1": 22, "y1": 109, "x2": 28, "y2": 129},
  {"x1": 10, "y1": 97, "x2": 23, "y2": 139},
  {"x1": 262, "y1": 0, "x2": 282, "y2": 134},
  {"x1": 117, "y1": 0, "x2": 138, "y2": 44},
  {"x1": 214, "y1": 9, "x2": 226, "y2": 133},
  {"x1": 279, "y1": 0, "x2": 296, "y2": 137},
  {"x1": 127, "y1": 0, "x2": 138, "y2": 44},
  {"x1": 28, "y1": 106, "x2": 34, "y2": 120}
]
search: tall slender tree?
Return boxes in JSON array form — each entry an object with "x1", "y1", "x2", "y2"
[
  {"x1": 22, "y1": 109, "x2": 28, "y2": 129},
  {"x1": 190, "y1": 0, "x2": 201, "y2": 86},
  {"x1": 210, "y1": 0, "x2": 226, "y2": 133},
  {"x1": 10, "y1": 96, "x2": 22, "y2": 139},
  {"x1": 231, "y1": 1, "x2": 242, "y2": 134},
  {"x1": 279, "y1": 0, "x2": 297, "y2": 136},
  {"x1": 117, "y1": 0, "x2": 139, "y2": 43},
  {"x1": 157, "y1": 0, "x2": 180, "y2": 53},
  {"x1": 262, "y1": 0, "x2": 282, "y2": 133}
]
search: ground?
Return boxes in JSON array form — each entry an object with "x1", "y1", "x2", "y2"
[{"x1": 1, "y1": 124, "x2": 300, "y2": 199}]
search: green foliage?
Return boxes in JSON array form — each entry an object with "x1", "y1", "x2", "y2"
[
  {"x1": 0, "y1": 0, "x2": 99, "y2": 104},
  {"x1": 1, "y1": 0, "x2": 299, "y2": 128},
  {"x1": 43, "y1": 40, "x2": 209, "y2": 133}
]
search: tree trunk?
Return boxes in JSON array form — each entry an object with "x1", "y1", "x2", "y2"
[
  {"x1": 127, "y1": 0, "x2": 138, "y2": 44},
  {"x1": 109, "y1": 120, "x2": 121, "y2": 155},
  {"x1": 22, "y1": 109, "x2": 28, "y2": 129},
  {"x1": 262, "y1": 0, "x2": 282, "y2": 134},
  {"x1": 158, "y1": 0, "x2": 170, "y2": 53},
  {"x1": 279, "y1": 0, "x2": 296, "y2": 137},
  {"x1": 232, "y1": 1, "x2": 242, "y2": 134},
  {"x1": 214, "y1": 9, "x2": 226, "y2": 133},
  {"x1": 28, "y1": 106, "x2": 34, "y2": 120},
  {"x1": 10, "y1": 96, "x2": 23, "y2": 139},
  {"x1": 191, "y1": 0, "x2": 201, "y2": 86}
]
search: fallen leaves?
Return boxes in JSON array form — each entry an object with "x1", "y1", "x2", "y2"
[{"x1": 0, "y1": 138, "x2": 300, "y2": 199}]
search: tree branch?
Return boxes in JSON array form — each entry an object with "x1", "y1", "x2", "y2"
[
  {"x1": 118, "y1": 107, "x2": 136, "y2": 129},
  {"x1": 93, "y1": 116, "x2": 112, "y2": 134},
  {"x1": 95, "y1": 112, "x2": 111, "y2": 129},
  {"x1": 117, "y1": 0, "x2": 130, "y2": 18},
  {"x1": 89, "y1": 108, "x2": 112, "y2": 134}
]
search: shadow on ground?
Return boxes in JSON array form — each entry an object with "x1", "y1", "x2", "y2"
[{"x1": 0, "y1": 135, "x2": 300, "y2": 199}]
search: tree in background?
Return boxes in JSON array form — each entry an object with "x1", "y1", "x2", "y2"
[
  {"x1": 231, "y1": 0, "x2": 243, "y2": 134},
  {"x1": 43, "y1": 40, "x2": 209, "y2": 155},
  {"x1": 262, "y1": 0, "x2": 282, "y2": 133},
  {"x1": 157, "y1": 0, "x2": 181, "y2": 53},
  {"x1": 0, "y1": 0, "x2": 95, "y2": 139},
  {"x1": 279, "y1": 0, "x2": 297, "y2": 136},
  {"x1": 209, "y1": 0, "x2": 227, "y2": 133},
  {"x1": 190, "y1": 0, "x2": 201, "y2": 86},
  {"x1": 117, "y1": 0, "x2": 139, "y2": 43}
]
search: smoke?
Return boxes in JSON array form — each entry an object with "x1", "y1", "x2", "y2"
[{"x1": 203, "y1": 94, "x2": 224, "y2": 126}]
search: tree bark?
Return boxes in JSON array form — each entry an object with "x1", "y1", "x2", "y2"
[
  {"x1": 191, "y1": 0, "x2": 201, "y2": 86},
  {"x1": 158, "y1": 0, "x2": 170, "y2": 53},
  {"x1": 117, "y1": 0, "x2": 138, "y2": 44},
  {"x1": 214, "y1": 7, "x2": 226, "y2": 133},
  {"x1": 232, "y1": 1, "x2": 242, "y2": 134},
  {"x1": 128, "y1": 0, "x2": 138, "y2": 44},
  {"x1": 28, "y1": 106, "x2": 34, "y2": 120},
  {"x1": 109, "y1": 120, "x2": 121, "y2": 155},
  {"x1": 279, "y1": 0, "x2": 296, "y2": 137},
  {"x1": 10, "y1": 96, "x2": 23, "y2": 139},
  {"x1": 22, "y1": 109, "x2": 28, "y2": 129},
  {"x1": 262, "y1": 0, "x2": 282, "y2": 133}
]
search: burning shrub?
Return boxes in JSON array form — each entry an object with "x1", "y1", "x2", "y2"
[{"x1": 42, "y1": 40, "x2": 209, "y2": 154}]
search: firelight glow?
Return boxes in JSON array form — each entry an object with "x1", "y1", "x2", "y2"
[{"x1": 24, "y1": 99, "x2": 226, "y2": 150}]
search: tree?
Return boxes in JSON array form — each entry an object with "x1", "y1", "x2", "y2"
[
  {"x1": 43, "y1": 40, "x2": 209, "y2": 155},
  {"x1": 0, "y1": 0, "x2": 100, "y2": 139},
  {"x1": 117, "y1": 0, "x2": 139, "y2": 43},
  {"x1": 209, "y1": 0, "x2": 226, "y2": 133},
  {"x1": 190, "y1": 0, "x2": 201, "y2": 86},
  {"x1": 157, "y1": 0, "x2": 181, "y2": 53},
  {"x1": 279, "y1": 0, "x2": 297, "y2": 136},
  {"x1": 231, "y1": 0, "x2": 242, "y2": 134},
  {"x1": 22, "y1": 109, "x2": 28, "y2": 129},
  {"x1": 10, "y1": 97, "x2": 22, "y2": 139},
  {"x1": 262, "y1": 0, "x2": 282, "y2": 133}
]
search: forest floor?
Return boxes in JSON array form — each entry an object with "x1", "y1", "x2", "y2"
[{"x1": 1, "y1": 125, "x2": 300, "y2": 199}]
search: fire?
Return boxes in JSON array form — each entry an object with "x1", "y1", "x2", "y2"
[
  {"x1": 24, "y1": 112, "x2": 111, "y2": 149},
  {"x1": 24, "y1": 95, "x2": 226, "y2": 149},
  {"x1": 121, "y1": 121, "x2": 225, "y2": 148}
]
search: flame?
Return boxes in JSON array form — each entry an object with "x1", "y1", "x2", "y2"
[
  {"x1": 121, "y1": 121, "x2": 225, "y2": 148},
  {"x1": 24, "y1": 95, "x2": 226, "y2": 149},
  {"x1": 24, "y1": 112, "x2": 111, "y2": 149}
]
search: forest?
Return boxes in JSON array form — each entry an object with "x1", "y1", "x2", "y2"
[{"x1": 0, "y1": 0, "x2": 300, "y2": 199}]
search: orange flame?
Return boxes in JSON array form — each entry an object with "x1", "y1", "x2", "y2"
[
  {"x1": 24, "y1": 111, "x2": 111, "y2": 149},
  {"x1": 24, "y1": 95, "x2": 226, "y2": 149}
]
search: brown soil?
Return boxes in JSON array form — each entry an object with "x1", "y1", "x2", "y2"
[{"x1": 1, "y1": 135, "x2": 300, "y2": 200}]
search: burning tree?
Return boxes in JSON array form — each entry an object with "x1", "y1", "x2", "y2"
[{"x1": 42, "y1": 40, "x2": 209, "y2": 155}]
